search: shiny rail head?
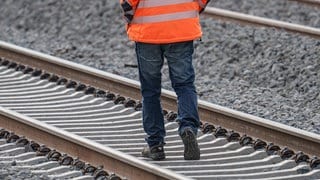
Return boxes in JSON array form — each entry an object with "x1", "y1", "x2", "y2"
[{"x1": 203, "y1": 7, "x2": 320, "y2": 38}]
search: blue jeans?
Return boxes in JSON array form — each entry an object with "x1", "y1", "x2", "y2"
[{"x1": 135, "y1": 41, "x2": 200, "y2": 147}]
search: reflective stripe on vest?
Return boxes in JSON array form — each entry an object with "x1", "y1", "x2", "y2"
[
  {"x1": 131, "y1": 10, "x2": 198, "y2": 24},
  {"x1": 125, "y1": 9, "x2": 135, "y2": 16},
  {"x1": 137, "y1": 0, "x2": 194, "y2": 8}
]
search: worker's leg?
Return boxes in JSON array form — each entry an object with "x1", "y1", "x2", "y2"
[
  {"x1": 164, "y1": 41, "x2": 200, "y2": 135},
  {"x1": 164, "y1": 40, "x2": 200, "y2": 160},
  {"x1": 135, "y1": 42, "x2": 166, "y2": 147}
]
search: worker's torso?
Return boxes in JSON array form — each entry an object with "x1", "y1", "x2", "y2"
[{"x1": 127, "y1": 0, "x2": 202, "y2": 44}]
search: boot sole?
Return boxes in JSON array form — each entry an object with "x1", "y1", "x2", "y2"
[
  {"x1": 150, "y1": 152, "x2": 166, "y2": 161},
  {"x1": 181, "y1": 129, "x2": 200, "y2": 160}
]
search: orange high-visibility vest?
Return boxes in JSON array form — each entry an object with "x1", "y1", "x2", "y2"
[{"x1": 120, "y1": 0, "x2": 209, "y2": 44}]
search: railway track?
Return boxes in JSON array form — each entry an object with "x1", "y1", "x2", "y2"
[
  {"x1": 290, "y1": 0, "x2": 320, "y2": 7},
  {"x1": 0, "y1": 40, "x2": 320, "y2": 179},
  {"x1": 0, "y1": 130, "x2": 108, "y2": 180},
  {"x1": 203, "y1": 6, "x2": 320, "y2": 38}
]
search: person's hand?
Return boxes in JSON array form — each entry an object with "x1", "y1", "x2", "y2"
[{"x1": 120, "y1": 1, "x2": 134, "y2": 23}]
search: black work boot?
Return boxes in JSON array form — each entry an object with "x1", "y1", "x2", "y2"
[
  {"x1": 141, "y1": 144, "x2": 165, "y2": 161},
  {"x1": 180, "y1": 127, "x2": 200, "y2": 160}
]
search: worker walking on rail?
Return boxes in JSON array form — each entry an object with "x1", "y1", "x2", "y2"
[{"x1": 120, "y1": 0, "x2": 210, "y2": 160}]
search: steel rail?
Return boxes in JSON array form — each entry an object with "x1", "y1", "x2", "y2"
[
  {"x1": 1, "y1": 40, "x2": 320, "y2": 157},
  {"x1": 0, "y1": 41, "x2": 319, "y2": 158},
  {"x1": 0, "y1": 106, "x2": 190, "y2": 180},
  {"x1": 289, "y1": 0, "x2": 320, "y2": 6},
  {"x1": 203, "y1": 7, "x2": 320, "y2": 38}
]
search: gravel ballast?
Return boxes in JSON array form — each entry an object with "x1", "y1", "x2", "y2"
[
  {"x1": 0, "y1": 0, "x2": 319, "y2": 139},
  {"x1": 0, "y1": 164, "x2": 48, "y2": 180}
]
